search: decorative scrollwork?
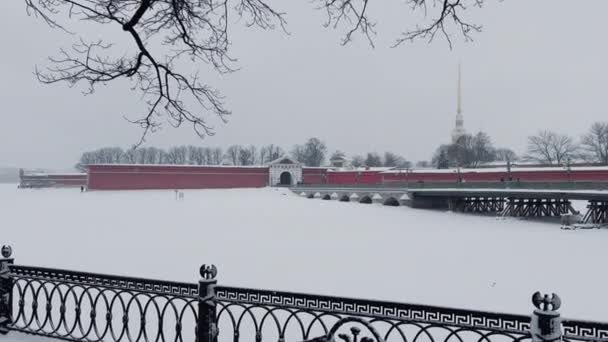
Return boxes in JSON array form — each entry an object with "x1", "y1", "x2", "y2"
[{"x1": 7, "y1": 266, "x2": 198, "y2": 341}]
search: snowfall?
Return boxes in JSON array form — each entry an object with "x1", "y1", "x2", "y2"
[{"x1": 1, "y1": 183, "x2": 608, "y2": 341}]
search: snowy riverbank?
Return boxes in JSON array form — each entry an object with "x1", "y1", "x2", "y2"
[{"x1": 1, "y1": 184, "x2": 606, "y2": 322}]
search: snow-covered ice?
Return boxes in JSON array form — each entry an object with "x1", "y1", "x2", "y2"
[{"x1": 1, "y1": 184, "x2": 606, "y2": 323}]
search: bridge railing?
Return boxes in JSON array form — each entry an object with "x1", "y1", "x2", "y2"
[
  {"x1": 294, "y1": 181, "x2": 608, "y2": 191},
  {"x1": 1, "y1": 246, "x2": 607, "y2": 342}
]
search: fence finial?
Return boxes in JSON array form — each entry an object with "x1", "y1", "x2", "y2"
[
  {"x1": 1, "y1": 246, "x2": 11, "y2": 259},
  {"x1": 200, "y1": 264, "x2": 218, "y2": 280},
  {"x1": 530, "y1": 291, "x2": 562, "y2": 342}
]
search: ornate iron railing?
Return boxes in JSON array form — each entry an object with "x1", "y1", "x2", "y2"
[
  {"x1": 1, "y1": 246, "x2": 608, "y2": 342},
  {"x1": 6, "y1": 264, "x2": 200, "y2": 342}
]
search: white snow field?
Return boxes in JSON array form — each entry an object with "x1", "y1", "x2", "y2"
[{"x1": 1, "y1": 183, "x2": 606, "y2": 324}]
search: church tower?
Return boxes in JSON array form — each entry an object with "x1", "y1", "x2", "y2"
[{"x1": 451, "y1": 63, "x2": 466, "y2": 143}]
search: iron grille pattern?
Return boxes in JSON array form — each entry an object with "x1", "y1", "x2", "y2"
[
  {"x1": 214, "y1": 285, "x2": 532, "y2": 342},
  {"x1": 3, "y1": 264, "x2": 608, "y2": 342},
  {"x1": 8, "y1": 265, "x2": 199, "y2": 341}
]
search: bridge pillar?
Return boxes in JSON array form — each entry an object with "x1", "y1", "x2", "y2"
[
  {"x1": 582, "y1": 201, "x2": 608, "y2": 224},
  {"x1": 500, "y1": 198, "x2": 576, "y2": 219},
  {"x1": 372, "y1": 194, "x2": 384, "y2": 204}
]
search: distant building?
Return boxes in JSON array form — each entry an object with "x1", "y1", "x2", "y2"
[
  {"x1": 451, "y1": 63, "x2": 466, "y2": 143},
  {"x1": 19, "y1": 169, "x2": 87, "y2": 188},
  {"x1": 268, "y1": 156, "x2": 303, "y2": 186},
  {"x1": 329, "y1": 154, "x2": 349, "y2": 168}
]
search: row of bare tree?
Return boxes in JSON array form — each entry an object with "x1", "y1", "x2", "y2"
[
  {"x1": 75, "y1": 137, "x2": 413, "y2": 170},
  {"x1": 525, "y1": 122, "x2": 608, "y2": 165},
  {"x1": 76, "y1": 144, "x2": 283, "y2": 171},
  {"x1": 342, "y1": 152, "x2": 412, "y2": 168},
  {"x1": 431, "y1": 132, "x2": 516, "y2": 169},
  {"x1": 429, "y1": 122, "x2": 608, "y2": 168},
  {"x1": 75, "y1": 138, "x2": 329, "y2": 170},
  {"x1": 77, "y1": 122, "x2": 608, "y2": 171}
]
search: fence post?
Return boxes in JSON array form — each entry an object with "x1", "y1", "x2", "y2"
[
  {"x1": 0, "y1": 245, "x2": 14, "y2": 335},
  {"x1": 530, "y1": 292, "x2": 562, "y2": 342},
  {"x1": 196, "y1": 264, "x2": 218, "y2": 342}
]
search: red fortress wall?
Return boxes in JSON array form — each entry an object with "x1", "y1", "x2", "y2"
[
  {"x1": 302, "y1": 168, "x2": 329, "y2": 184},
  {"x1": 87, "y1": 165, "x2": 270, "y2": 190},
  {"x1": 86, "y1": 164, "x2": 608, "y2": 190}
]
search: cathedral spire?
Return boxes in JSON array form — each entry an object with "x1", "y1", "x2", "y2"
[
  {"x1": 451, "y1": 63, "x2": 466, "y2": 143},
  {"x1": 457, "y1": 62, "x2": 462, "y2": 115}
]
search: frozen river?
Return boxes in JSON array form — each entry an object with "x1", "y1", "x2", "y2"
[{"x1": 1, "y1": 184, "x2": 606, "y2": 322}]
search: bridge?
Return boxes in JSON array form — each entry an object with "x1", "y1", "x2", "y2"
[{"x1": 291, "y1": 183, "x2": 608, "y2": 225}]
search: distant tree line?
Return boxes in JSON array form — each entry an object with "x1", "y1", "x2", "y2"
[
  {"x1": 77, "y1": 121, "x2": 608, "y2": 171},
  {"x1": 76, "y1": 145, "x2": 281, "y2": 171},
  {"x1": 76, "y1": 137, "x2": 417, "y2": 171},
  {"x1": 431, "y1": 132, "x2": 517, "y2": 169},
  {"x1": 427, "y1": 121, "x2": 608, "y2": 169},
  {"x1": 76, "y1": 138, "x2": 325, "y2": 170},
  {"x1": 524, "y1": 122, "x2": 608, "y2": 166},
  {"x1": 345, "y1": 151, "x2": 412, "y2": 168}
]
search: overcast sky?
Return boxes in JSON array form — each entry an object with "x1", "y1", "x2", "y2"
[{"x1": 1, "y1": 0, "x2": 607, "y2": 169}]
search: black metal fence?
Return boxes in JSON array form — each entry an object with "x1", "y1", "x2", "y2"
[{"x1": 2, "y1": 246, "x2": 608, "y2": 342}]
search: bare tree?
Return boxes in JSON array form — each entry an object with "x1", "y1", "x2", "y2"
[
  {"x1": 266, "y1": 144, "x2": 284, "y2": 162},
  {"x1": 226, "y1": 145, "x2": 242, "y2": 165},
  {"x1": 364, "y1": 152, "x2": 382, "y2": 167},
  {"x1": 203, "y1": 148, "x2": 214, "y2": 165},
  {"x1": 247, "y1": 145, "x2": 257, "y2": 165},
  {"x1": 316, "y1": 0, "x2": 483, "y2": 48},
  {"x1": 237, "y1": 146, "x2": 256, "y2": 165},
  {"x1": 211, "y1": 148, "x2": 224, "y2": 165},
  {"x1": 76, "y1": 146, "x2": 124, "y2": 169},
  {"x1": 121, "y1": 148, "x2": 137, "y2": 163},
  {"x1": 383, "y1": 151, "x2": 411, "y2": 168},
  {"x1": 166, "y1": 146, "x2": 188, "y2": 165},
  {"x1": 188, "y1": 146, "x2": 206, "y2": 165},
  {"x1": 527, "y1": 130, "x2": 578, "y2": 166},
  {"x1": 470, "y1": 132, "x2": 495, "y2": 167},
  {"x1": 432, "y1": 146, "x2": 450, "y2": 169},
  {"x1": 259, "y1": 147, "x2": 268, "y2": 165},
  {"x1": 25, "y1": 1, "x2": 484, "y2": 142},
  {"x1": 581, "y1": 122, "x2": 608, "y2": 165},
  {"x1": 495, "y1": 148, "x2": 518, "y2": 163},
  {"x1": 291, "y1": 145, "x2": 307, "y2": 164},
  {"x1": 75, "y1": 151, "x2": 96, "y2": 171},
  {"x1": 303, "y1": 137, "x2": 327, "y2": 167},
  {"x1": 146, "y1": 147, "x2": 163, "y2": 164},
  {"x1": 25, "y1": 0, "x2": 287, "y2": 145},
  {"x1": 351, "y1": 155, "x2": 364, "y2": 168}
]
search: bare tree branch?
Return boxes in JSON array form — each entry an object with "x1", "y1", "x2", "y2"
[
  {"x1": 315, "y1": 0, "x2": 483, "y2": 48},
  {"x1": 25, "y1": 0, "x2": 286, "y2": 146}
]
